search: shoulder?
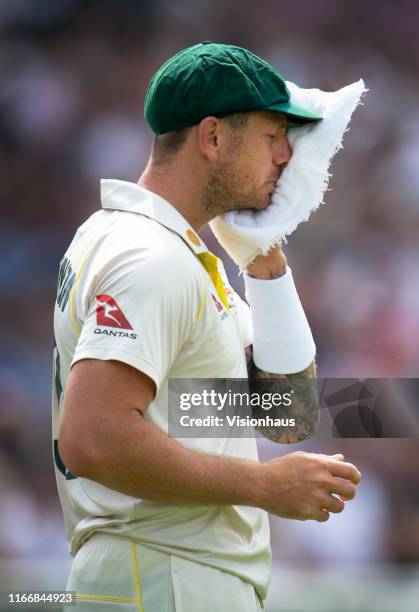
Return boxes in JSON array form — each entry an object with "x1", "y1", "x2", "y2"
[
  {"x1": 73, "y1": 210, "x2": 206, "y2": 300},
  {"x1": 111, "y1": 211, "x2": 203, "y2": 281}
]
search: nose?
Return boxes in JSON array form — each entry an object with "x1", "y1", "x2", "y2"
[{"x1": 273, "y1": 133, "x2": 292, "y2": 167}]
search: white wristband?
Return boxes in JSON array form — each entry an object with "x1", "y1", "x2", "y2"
[{"x1": 244, "y1": 266, "x2": 316, "y2": 374}]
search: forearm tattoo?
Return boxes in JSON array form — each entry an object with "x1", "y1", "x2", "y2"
[{"x1": 246, "y1": 346, "x2": 320, "y2": 443}]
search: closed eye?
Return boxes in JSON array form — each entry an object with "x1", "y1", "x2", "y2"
[{"x1": 267, "y1": 127, "x2": 287, "y2": 139}]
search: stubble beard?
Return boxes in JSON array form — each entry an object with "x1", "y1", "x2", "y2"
[{"x1": 202, "y1": 158, "x2": 268, "y2": 220}]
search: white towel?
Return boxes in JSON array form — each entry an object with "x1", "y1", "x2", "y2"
[{"x1": 210, "y1": 79, "x2": 367, "y2": 269}]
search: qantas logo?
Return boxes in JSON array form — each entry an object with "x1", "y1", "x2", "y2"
[{"x1": 96, "y1": 294, "x2": 133, "y2": 329}]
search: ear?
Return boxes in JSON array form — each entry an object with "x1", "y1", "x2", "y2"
[{"x1": 197, "y1": 116, "x2": 223, "y2": 161}]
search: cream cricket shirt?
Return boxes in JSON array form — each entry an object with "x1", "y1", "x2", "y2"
[{"x1": 52, "y1": 179, "x2": 271, "y2": 598}]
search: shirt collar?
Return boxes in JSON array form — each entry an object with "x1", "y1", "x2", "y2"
[{"x1": 100, "y1": 179, "x2": 208, "y2": 255}]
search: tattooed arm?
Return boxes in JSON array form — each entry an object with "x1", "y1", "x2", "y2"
[
  {"x1": 245, "y1": 244, "x2": 319, "y2": 442},
  {"x1": 246, "y1": 346, "x2": 320, "y2": 443}
]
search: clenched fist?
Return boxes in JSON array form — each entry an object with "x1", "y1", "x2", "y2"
[{"x1": 246, "y1": 243, "x2": 287, "y2": 280}]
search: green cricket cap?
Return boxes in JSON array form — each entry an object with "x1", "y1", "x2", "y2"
[{"x1": 144, "y1": 42, "x2": 322, "y2": 135}]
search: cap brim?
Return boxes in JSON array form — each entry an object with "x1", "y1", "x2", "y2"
[{"x1": 263, "y1": 101, "x2": 323, "y2": 124}]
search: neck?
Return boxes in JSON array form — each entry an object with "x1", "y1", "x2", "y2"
[{"x1": 138, "y1": 163, "x2": 211, "y2": 231}]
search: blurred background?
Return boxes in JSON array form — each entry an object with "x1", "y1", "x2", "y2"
[{"x1": 1, "y1": 0, "x2": 419, "y2": 610}]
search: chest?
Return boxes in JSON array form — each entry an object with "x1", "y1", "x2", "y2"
[{"x1": 171, "y1": 281, "x2": 247, "y2": 379}]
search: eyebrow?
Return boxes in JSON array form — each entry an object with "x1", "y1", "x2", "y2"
[
  {"x1": 267, "y1": 121, "x2": 287, "y2": 132},
  {"x1": 267, "y1": 118, "x2": 288, "y2": 129},
  {"x1": 261, "y1": 112, "x2": 288, "y2": 130}
]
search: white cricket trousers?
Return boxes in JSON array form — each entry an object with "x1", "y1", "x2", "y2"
[{"x1": 67, "y1": 533, "x2": 265, "y2": 611}]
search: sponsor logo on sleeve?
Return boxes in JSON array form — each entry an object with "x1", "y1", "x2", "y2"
[
  {"x1": 94, "y1": 294, "x2": 137, "y2": 339},
  {"x1": 210, "y1": 293, "x2": 228, "y2": 321}
]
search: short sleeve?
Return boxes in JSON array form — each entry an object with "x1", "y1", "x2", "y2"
[{"x1": 72, "y1": 250, "x2": 199, "y2": 391}]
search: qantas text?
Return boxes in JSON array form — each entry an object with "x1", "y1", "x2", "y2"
[{"x1": 94, "y1": 328, "x2": 137, "y2": 339}]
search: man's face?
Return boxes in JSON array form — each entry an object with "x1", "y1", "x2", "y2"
[{"x1": 202, "y1": 111, "x2": 292, "y2": 217}]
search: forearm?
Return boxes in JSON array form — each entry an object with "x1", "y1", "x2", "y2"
[
  {"x1": 67, "y1": 411, "x2": 264, "y2": 506},
  {"x1": 245, "y1": 244, "x2": 319, "y2": 442},
  {"x1": 247, "y1": 352, "x2": 320, "y2": 442}
]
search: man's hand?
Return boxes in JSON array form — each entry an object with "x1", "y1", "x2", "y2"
[
  {"x1": 246, "y1": 243, "x2": 287, "y2": 280},
  {"x1": 256, "y1": 451, "x2": 361, "y2": 522}
]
